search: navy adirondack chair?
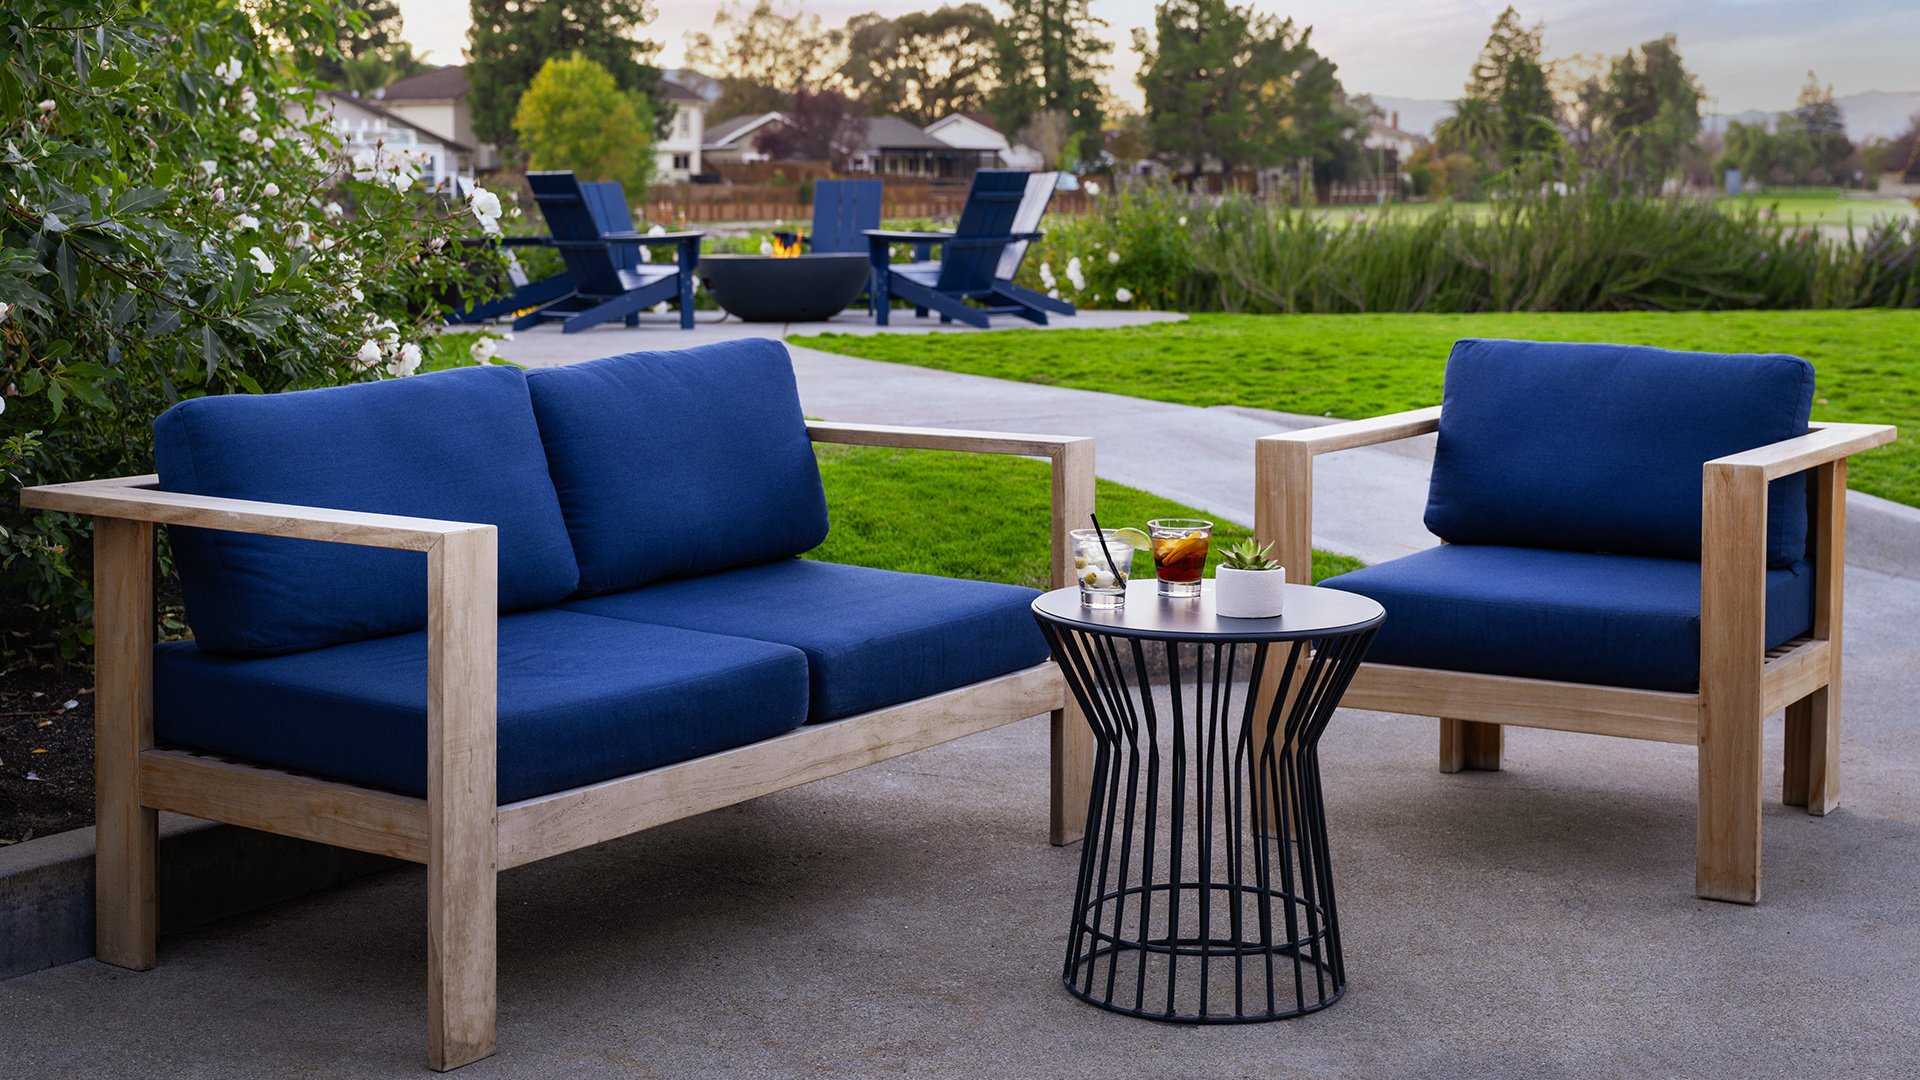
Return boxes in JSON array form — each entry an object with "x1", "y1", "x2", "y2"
[
  {"x1": 993, "y1": 171, "x2": 1074, "y2": 319},
  {"x1": 866, "y1": 169, "x2": 1052, "y2": 328},
  {"x1": 775, "y1": 179, "x2": 883, "y2": 253},
  {"x1": 448, "y1": 179, "x2": 634, "y2": 325},
  {"x1": 512, "y1": 171, "x2": 703, "y2": 333}
]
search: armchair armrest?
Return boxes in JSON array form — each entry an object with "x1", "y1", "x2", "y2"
[
  {"x1": 806, "y1": 422, "x2": 1096, "y2": 590},
  {"x1": 601, "y1": 230, "x2": 705, "y2": 246},
  {"x1": 1253, "y1": 405, "x2": 1442, "y2": 588},
  {"x1": 1705, "y1": 421, "x2": 1897, "y2": 481},
  {"x1": 864, "y1": 229, "x2": 954, "y2": 243}
]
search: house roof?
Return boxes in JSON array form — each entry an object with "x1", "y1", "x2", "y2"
[
  {"x1": 660, "y1": 77, "x2": 705, "y2": 106},
  {"x1": 319, "y1": 91, "x2": 475, "y2": 153},
  {"x1": 703, "y1": 111, "x2": 786, "y2": 148},
  {"x1": 375, "y1": 65, "x2": 468, "y2": 102},
  {"x1": 854, "y1": 116, "x2": 951, "y2": 151},
  {"x1": 1366, "y1": 119, "x2": 1429, "y2": 145}
]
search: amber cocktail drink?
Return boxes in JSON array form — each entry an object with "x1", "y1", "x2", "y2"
[{"x1": 1148, "y1": 518, "x2": 1212, "y2": 598}]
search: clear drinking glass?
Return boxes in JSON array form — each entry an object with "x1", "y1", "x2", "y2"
[
  {"x1": 1070, "y1": 528, "x2": 1136, "y2": 608},
  {"x1": 1148, "y1": 518, "x2": 1213, "y2": 598}
]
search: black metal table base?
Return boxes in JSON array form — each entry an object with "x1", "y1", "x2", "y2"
[{"x1": 1039, "y1": 627, "x2": 1377, "y2": 1023}]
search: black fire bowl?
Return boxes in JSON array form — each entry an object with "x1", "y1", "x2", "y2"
[{"x1": 699, "y1": 253, "x2": 872, "y2": 323}]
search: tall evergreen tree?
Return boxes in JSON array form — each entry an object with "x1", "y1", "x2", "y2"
[
  {"x1": 683, "y1": 2, "x2": 845, "y2": 122},
  {"x1": 1795, "y1": 71, "x2": 1854, "y2": 181},
  {"x1": 467, "y1": 0, "x2": 664, "y2": 148},
  {"x1": 1593, "y1": 34, "x2": 1702, "y2": 189},
  {"x1": 841, "y1": 5, "x2": 999, "y2": 126},
  {"x1": 991, "y1": 0, "x2": 1109, "y2": 147},
  {"x1": 1135, "y1": 0, "x2": 1362, "y2": 185},
  {"x1": 1461, "y1": 6, "x2": 1557, "y2": 164}
]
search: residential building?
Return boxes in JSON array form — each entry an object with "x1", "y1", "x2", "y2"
[
  {"x1": 655, "y1": 77, "x2": 708, "y2": 181},
  {"x1": 372, "y1": 65, "x2": 496, "y2": 170},
  {"x1": 702, "y1": 112, "x2": 788, "y2": 167},
  {"x1": 312, "y1": 91, "x2": 473, "y2": 187},
  {"x1": 847, "y1": 117, "x2": 994, "y2": 180},
  {"x1": 1363, "y1": 111, "x2": 1429, "y2": 177},
  {"x1": 924, "y1": 113, "x2": 1044, "y2": 171}
]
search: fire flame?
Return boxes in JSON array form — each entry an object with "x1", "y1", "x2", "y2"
[{"x1": 770, "y1": 234, "x2": 803, "y2": 258}]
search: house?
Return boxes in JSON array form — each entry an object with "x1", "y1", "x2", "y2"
[
  {"x1": 312, "y1": 91, "x2": 474, "y2": 188},
  {"x1": 1363, "y1": 111, "x2": 1429, "y2": 176},
  {"x1": 924, "y1": 113, "x2": 1044, "y2": 171},
  {"x1": 702, "y1": 112, "x2": 789, "y2": 167},
  {"x1": 847, "y1": 117, "x2": 995, "y2": 180},
  {"x1": 372, "y1": 65, "x2": 496, "y2": 170},
  {"x1": 655, "y1": 77, "x2": 709, "y2": 181}
]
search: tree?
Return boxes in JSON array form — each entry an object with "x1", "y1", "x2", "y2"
[
  {"x1": 1135, "y1": 0, "x2": 1361, "y2": 185},
  {"x1": 684, "y1": 2, "x2": 845, "y2": 122},
  {"x1": 756, "y1": 90, "x2": 870, "y2": 169},
  {"x1": 992, "y1": 0, "x2": 1109, "y2": 149},
  {"x1": 513, "y1": 54, "x2": 655, "y2": 194},
  {"x1": 298, "y1": 0, "x2": 430, "y2": 95},
  {"x1": 1435, "y1": 96, "x2": 1502, "y2": 160},
  {"x1": 840, "y1": 5, "x2": 998, "y2": 125},
  {"x1": 2, "y1": 0, "x2": 502, "y2": 660},
  {"x1": 1461, "y1": 6, "x2": 1558, "y2": 164},
  {"x1": 1590, "y1": 35, "x2": 1703, "y2": 190},
  {"x1": 1795, "y1": 72, "x2": 1854, "y2": 183},
  {"x1": 467, "y1": 0, "x2": 664, "y2": 148}
]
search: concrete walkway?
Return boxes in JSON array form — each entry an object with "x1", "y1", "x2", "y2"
[{"x1": 7, "y1": 316, "x2": 1919, "y2": 1077}]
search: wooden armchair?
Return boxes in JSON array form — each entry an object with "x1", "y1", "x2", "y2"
[{"x1": 1256, "y1": 340, "x2": 1895, "y2": 904}]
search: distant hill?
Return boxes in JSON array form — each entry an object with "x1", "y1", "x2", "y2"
[{"x1": 1370, "y1": 90, "x2": 1919, "y2": 142}]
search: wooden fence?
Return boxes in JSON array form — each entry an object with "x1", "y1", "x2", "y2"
[{"x1": 642, "y1": 180, "x2": 1094, "y2": 226}]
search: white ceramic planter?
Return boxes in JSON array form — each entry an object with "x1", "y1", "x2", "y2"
[{"x1": 1214, "y1": 565, "x2": 1287, "y2": 618}]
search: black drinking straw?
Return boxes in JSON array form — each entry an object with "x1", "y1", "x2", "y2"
[{"x1": 1088, "y1": 513, "x2": 1127, "y2": 586}]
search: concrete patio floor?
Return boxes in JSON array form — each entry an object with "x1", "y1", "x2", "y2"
[{"x1": 5, "y1": 315, "x2": 1917, "y2": 1076}]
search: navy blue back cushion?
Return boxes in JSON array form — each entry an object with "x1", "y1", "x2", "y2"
[
  {"x1": 1424, "y1": 339, "x2": 1815, "y2": 566},
  {"x1": 524, "y1": 339, "x2": 829, "y2": 594},
  {"x1": 153, "y1": 365, "x2": 580, "y2": 657}
]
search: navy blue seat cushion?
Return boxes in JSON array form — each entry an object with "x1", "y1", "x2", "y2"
[
  {"x1": 562, "y1": 559, "x2": 1050, "y2": 721},
  {"x1": 1425, "y1": 339, "x2": 1816, "y2": 567},
  {"x1": 153, "y1": 365, "x2": 580, "y2": 657},
  {"x1": 153, "y1": 609, "x2": 810, "y2": 804},
  {"x1": 524, "y1": 340, "x2": 829, "y2": 595},
  {"x1": 1321, "y1": 545, "x2": 1813, "y2": 692}
]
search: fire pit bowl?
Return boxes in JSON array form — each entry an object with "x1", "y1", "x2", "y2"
[{"x1": 699, "y1": 252, "x2": 871, "y2": 323}]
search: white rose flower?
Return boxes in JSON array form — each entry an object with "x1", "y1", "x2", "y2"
[
  {"x1": 288, "y1": 221, "x2": 311, "y2": 248},
  {"x1": 1085, "y1": 180, "x2": 1101, "y2": 195},
  {"x1": 37, "y1": 100, "x2": 56, "y2": 113},
  {"x1": 1065, "y1": 256, "x2": 1085, "y2": 291},
  {"x1": 1038, "y1": 261, "x2": 1055, "y2": 289},
  {"x1": 469, "y1": 186, "x2": 502, "y2": 220},
  {"x1": 215, "y1": 58, "x2": 243, "y2": 85},
  {"x1": 233, "y1": 213, "x2": 260, "y2": 231},
  {"x1": 1107, "y1": 250, "x2": 1120, "y2": 264},
  {"x1": 0, "y1": 300, "x2": 11, "y2": 323},
  {"x1": 1114, "y1": 287, "x2": 1134, "y2": 303},
  {"x1": 237, "y1": 127, "x2": 258, "y2": 145},
  {"x1": 388, "y1": 170, "x2": 414, "y2": 193},
  {"x1": 470, "y1": 336, "x2": 498, "y2": 364},
  {"x1": 647, "y1": 224, "x2": 666, "y2": 236},
  {"x1": 390, "y1": 343, "x2": 422, "y2": 378},
  {"x1": 247, "y1": 246, "x2": 275, "y2": 274},
  {"x1": 324, "y1": 201, "x2": 343, "y2": 218},
  {"x1": 356, "y1": 339, "x2": 383, "y2": 368},
  {"x1": 198, "y1": 159, "x2": 218, "y2": 177},
  {"x1": 1178, "y1": 215, "x2": 1188, "y2": 226},
  {"x1": 238, "y1": 86, "x2": 257, "y2": 111},
  {"x1": 262, "y1": 182, "x2": 279, "y2": 197},
  {"x1": 261, "y1": 137, "x2": 275, "y2": 151}
]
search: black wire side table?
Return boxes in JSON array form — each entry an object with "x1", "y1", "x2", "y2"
[{"x1": 1033, "y1": 580, "x2": 1383, "y2": 1023}]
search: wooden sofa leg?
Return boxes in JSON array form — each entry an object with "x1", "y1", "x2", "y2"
[
  {"x1": 427, "y1": 848, "x2": 497, "y2": 1072},
  {"x1": 1050, "y1": 703, "x2": 1092, "y2": 846},
  {"x1": 1439, "y1": 718, "x2": 1502, "y2": 773},
  {"x1": 95, "y1": 517, "x2": 157, "y2": 970},
  {"x1": 1783, "y1": 686, "x2": 1841, "y2": 815}
]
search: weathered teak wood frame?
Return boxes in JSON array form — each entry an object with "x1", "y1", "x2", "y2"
[
  {"x1": 20, "y1": 421, "x2": 1096, "y2": 1072},
  {"x1": 1255, "y1": 408, "x2": 1896, "y2": 905}
]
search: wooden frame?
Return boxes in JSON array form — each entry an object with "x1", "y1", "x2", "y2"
[
  {"x1": 1255, "y1": 410, "x2": 1895, "y2": 905},
  {"x1": 20, "y1": 422, "x2": 1095, "y2": 1072}
]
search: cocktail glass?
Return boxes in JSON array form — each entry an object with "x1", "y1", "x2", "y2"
[
  {"x1": 1148, "y1": 518, "x2": 1213, "y2": 598},
  {"x1": 1070, "y1": 529, "x2": 1136, "y2": 608}
]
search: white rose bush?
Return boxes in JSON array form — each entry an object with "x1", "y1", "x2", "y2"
[{"x1": 0, "y1": 0, "x2": 510, "y2": 660}]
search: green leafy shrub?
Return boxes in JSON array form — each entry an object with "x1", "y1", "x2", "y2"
[
  {"x1": 1023, "y1": 182, "x2": 1919, "y2": 315},
  {"x1": 0, "y1": 0, "x2": 508, "y2": 663}
]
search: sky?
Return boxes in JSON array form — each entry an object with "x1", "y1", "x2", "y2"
[{"x1": 394, "y1": 0, "x2": 1920, "y2": 115}]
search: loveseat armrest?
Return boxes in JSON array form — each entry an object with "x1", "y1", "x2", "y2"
[
  {"x1": 18, "y1": 474, "x2": 499, "y2": 992},
  {"x1": 806, "y1": 422, "x2": 1095, "y2": 590},
  {"x1": 1252, "y1": 405, "x2": 1442, "y2": 590},
  {"x1": 1704, "y1": 421, "x2": 1897, "y2": 481}
]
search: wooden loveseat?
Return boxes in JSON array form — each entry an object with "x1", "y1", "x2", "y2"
[{"x1": 22, "y1": 339, "x2": 1095, "y2": 1070}]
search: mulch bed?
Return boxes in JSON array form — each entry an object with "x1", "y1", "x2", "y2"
[{"x1": 0, "y1": 665, "x2": 95, "y2": 846}]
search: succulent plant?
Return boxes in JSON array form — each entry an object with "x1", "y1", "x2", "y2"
[{"x1": 1218, "y1": 537, "x2": 1282, "y2": 572}]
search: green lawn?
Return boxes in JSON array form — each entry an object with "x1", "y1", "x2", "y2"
[
  {"x1": 796, "y1": 310, "x2": 1917, "y2": 507},
  {"x1": 810, "y1": 444, "x2": 1362, "y2": 586},
  {"x1": 1304, "y1": 190, "x2": 1916, "y2": 229}
]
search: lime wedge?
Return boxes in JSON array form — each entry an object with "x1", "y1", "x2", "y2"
[{"x1": 1110, "y1": 527, "x2": 1150, "y2": 550}]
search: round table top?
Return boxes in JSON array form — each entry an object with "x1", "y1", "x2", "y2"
[{"x1": 1032, "y1": 581, "x2": 1384, "y2": 643}]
